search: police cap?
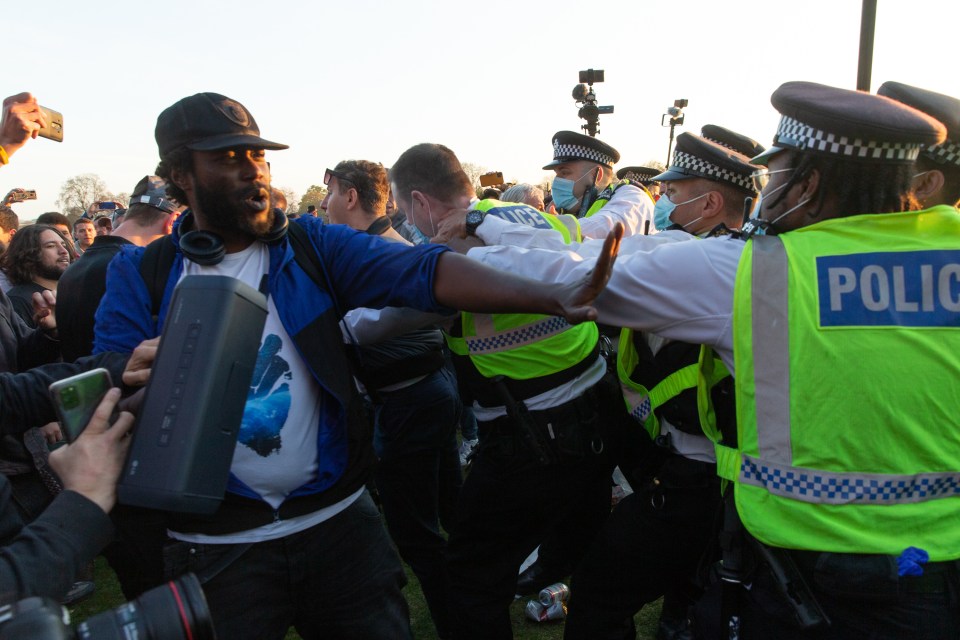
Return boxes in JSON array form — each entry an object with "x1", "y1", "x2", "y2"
[
  {"x1": 877, "y1": 81, "x2": 960, "y2": 168},
  {"x1": 652, "y1": 132, "x2": 757, "y2": 194},
  {"x1": 701, "y1": 124, "x2": 766, "y2": 159},
  {"x1": 616, "y1": 166, "x2": 660, "y2": 185},
  {"x1": 543, "y1": 131, "x2": 620, "y2": 170},
  {"x1": 751, "y1": 81, "x2": 946, "y2": 166}
]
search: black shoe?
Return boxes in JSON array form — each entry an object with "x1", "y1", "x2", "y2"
[{"x1": 514, "y1": 560, "x2": 567, "y2": 597}]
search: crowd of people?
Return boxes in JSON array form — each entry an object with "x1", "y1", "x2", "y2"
[{"x1": 0, "y1": 77, "x2": 957, "y2": 640}]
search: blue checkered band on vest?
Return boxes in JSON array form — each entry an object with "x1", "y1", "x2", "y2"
[
  {"x1": 924, "y1": 138, "x2": 960, "y2": 167},
  {"x1": 464, "y1": 316, "x2": 572, "y2": 355},
  {"x1": 739, "y1": 455, "x2": 960, "y2": 506},
  {"x1": 553, "y1": 140, "x2": 616, "y2": 166},
  {"x1": 630, "y1": 395, "x2": 652, "y2": 422},
  {"x1": 775, "y1": 115, "x2": 922, "y2": 161},
  {"x1": 672, "y1": 150, "x2": 755, "y2": 192}
]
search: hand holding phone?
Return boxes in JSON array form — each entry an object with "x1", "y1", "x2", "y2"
[
  {"x1": 2, "y1": 188, "x2": 37, "y2": 205},
  {"x1": 48, "y1": 388, "x2": 134, "y2": 514},
  {"x1": 49, "y1": 368, "x2": 113, "y2": 443},
  {"x1": 0, "y1": 93, "x2": 46, "y2": 155}
]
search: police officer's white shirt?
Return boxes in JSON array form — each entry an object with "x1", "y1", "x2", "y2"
[
  {"x1": 579, "y1": 182, "x2": 655, "y2": 239},
  {"x1": 469, "y1": 236, "x2": 742, "y2": 374},
  {"x1": 477, "y1": 215, "x2": 684, "y2": 254}
]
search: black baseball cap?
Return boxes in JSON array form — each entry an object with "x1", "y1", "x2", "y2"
[{"x1": 155, "y1": 92, "x2": 289, "y2": 158}]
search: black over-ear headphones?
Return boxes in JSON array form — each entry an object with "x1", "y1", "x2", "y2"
[{"x1": 177, "y1": 208, "x2": 289, "y2": 265}]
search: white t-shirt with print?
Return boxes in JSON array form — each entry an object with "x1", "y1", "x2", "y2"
[{"x1": 171, "y1": 241, "x2": 360, "y2": 544}]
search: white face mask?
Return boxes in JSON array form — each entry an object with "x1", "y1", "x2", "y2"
[{"x1": 411, "y1": 194, "x2": 436, "y2": 239}]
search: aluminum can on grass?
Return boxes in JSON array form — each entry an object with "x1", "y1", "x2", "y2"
[
  {"x1": 538, "y1": 582, "x2": 570, "y2": 607},
  {"x1": 525, "y1": 598, "x2": 567, "y2": 622}
]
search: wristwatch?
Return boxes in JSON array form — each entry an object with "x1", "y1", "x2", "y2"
[{"x1": 465, "y1": 209, "x2": 486, "y2": 236}]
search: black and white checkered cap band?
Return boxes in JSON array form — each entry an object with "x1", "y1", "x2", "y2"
[
  {"x1": 774, "y1": 115, "x2": 922, "y2": 161},
  {"x1": 623, "y1": 171, "x2": 657, "y2": 184},
  {"x1": 553, "y1": 141, "x2": 616, "y2": 166},
  {"x1": 923, "y1": 139, "x2": 960, "y2": 167},
  {"x1": 672, "y1": 150, "x2": 755, "y2": 191},
  {"x1": 702, "y1": 136, "x2": 737, "y2": 152}
]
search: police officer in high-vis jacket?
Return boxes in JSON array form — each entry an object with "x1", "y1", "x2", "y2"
[
  {"x1": 466, "y1": 81, "x2": 959, "y2": 638},
  {"x1": 389, "y1": 143, "x2": 620, "y2": 640},
  {"x1": 564, "y1": 133, "x2": 759, "y2": 640}
]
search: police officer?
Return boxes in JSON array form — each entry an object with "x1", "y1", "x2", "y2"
[
  {"x1": 545, "y1": 130, "x2": 654, "y2": 237},
  {"x1": 877, "y1": 81, "x2": 960, "y2": 208},
  {"x1": 389, "y1": 143, "x2": 618, "y2": 640},
  {"x1": 651, "y1": 132, "x2": 759, "y2": 236},
  {"x1": 566, "y1": 134, "x2": 758, "y2": 640},
  {"x1": 467, "y1": 80, "x2": 959, "y2": 639}
]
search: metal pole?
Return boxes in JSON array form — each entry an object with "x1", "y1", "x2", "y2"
[
  {"x1": 666, "y1": 122, "x2": 676, "y2": 168},
  {"x1": 857, "y1": 0, "x2": 877, "y2": 91}
]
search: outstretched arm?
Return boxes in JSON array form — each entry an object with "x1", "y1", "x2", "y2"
[{"x1": 433, "y1": 224, "x2": 622, "y2": 323}]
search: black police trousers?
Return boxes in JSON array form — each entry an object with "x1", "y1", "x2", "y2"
[
  {"x1": 563, "y1": 453, "x2": 721, "y2": 640},
  {"x1": 445, "y1": 380, "x2": 618, "y2": 640}
]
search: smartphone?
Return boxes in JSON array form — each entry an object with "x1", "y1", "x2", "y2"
[
  {"x1": 49, "y1": 368, "x2": 113, "y2": 443},
  {"x1": 8, "y1": 190, "x2": 37, "y2": 203},
  {"x1": 479, "y1": 172, "x2": 504, "y2": 187},
  {"x1": 37, "y1": 106, "x2": 64, "y2": 142}
]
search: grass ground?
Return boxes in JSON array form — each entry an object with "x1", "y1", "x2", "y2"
[{"x1": 69, "y1": 556, "x2": 662, "y2": 639}]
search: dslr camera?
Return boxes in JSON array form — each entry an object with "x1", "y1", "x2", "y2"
[{"x1": 0, "y1": 573, "x2": 215, "y2": 640}]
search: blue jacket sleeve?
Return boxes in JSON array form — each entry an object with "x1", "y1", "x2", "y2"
[
  {"x1": 301, "y1": 218, "x2": 452, "y2": 314},
  {"x1": 92, "y1": 247, "x2": 161, "y2": 354}
]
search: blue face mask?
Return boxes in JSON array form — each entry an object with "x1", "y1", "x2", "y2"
[
  {"x1": 653, "y1": 196, "x2": 675, "y2": 230},
  {"x1": 551, "y1": 168, "x2": 596, "y2": 211},
  {"x1": 652, "y1": 193, "x2": 707, "y2": 231}
]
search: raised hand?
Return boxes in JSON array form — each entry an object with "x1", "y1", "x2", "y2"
[{"x1": 550, "y1": 222, "x2": 623, "y2": 324}]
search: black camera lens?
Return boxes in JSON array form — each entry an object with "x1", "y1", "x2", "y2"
[{"x1": 75, "y1": 573, "x2": 215, "y2": 640}]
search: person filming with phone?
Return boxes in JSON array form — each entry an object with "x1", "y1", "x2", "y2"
[{"x1": 0, "y1": 334, "x2": 158, "y2": 602}]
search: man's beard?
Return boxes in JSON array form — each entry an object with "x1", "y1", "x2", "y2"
[
  {"x1": 35, "y1": 262, "x2": 66, "y2": 281},
  {"x1": 194, "y1": 178, "x2": 273, "y2": 238}
]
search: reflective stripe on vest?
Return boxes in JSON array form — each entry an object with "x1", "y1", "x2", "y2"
[
  {"x1": 731, "y1": 206, "x2": 960, "y2": 559},
  {"x1": 456, "y1": 315, "x2": 572, "y2": 355},
  {"x1": 446, "y1": 200, "x2": 598, "y2": 382},
  {"x1": 617, "y1": 327, "x2": 714, "y2": 439}
]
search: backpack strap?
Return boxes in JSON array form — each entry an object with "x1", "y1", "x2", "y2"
[{"x1": 137, "y1": 236, "x2": 178, "y2": 324}]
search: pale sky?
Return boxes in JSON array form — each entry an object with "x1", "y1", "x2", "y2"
[{"x1": 5, "y1": 0, "x2": 958, "y2": 219}]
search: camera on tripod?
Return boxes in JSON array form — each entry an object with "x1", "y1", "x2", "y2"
[
  {"x1": 0, "y1": 573, "x2": 215, "y2": 640},
  {"x1": 662, "y1": 98, "x2": 688, "y2": 127},
  {"x1": 572, "y1": 68, "x2": 614, "y2": 137}
]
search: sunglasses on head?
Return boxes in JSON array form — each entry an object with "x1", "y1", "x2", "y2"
[{"x1": 323, "y1": 168, "x2": 354, "y2": 188}]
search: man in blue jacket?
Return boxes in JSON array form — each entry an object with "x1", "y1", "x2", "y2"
[{"x1": 93, "y1": 92, "x2": 615, "y2": 640}]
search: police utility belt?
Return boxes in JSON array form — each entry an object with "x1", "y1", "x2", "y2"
[{"x1": 481, "y1": 369, "x2": 606, "y2": 466}]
